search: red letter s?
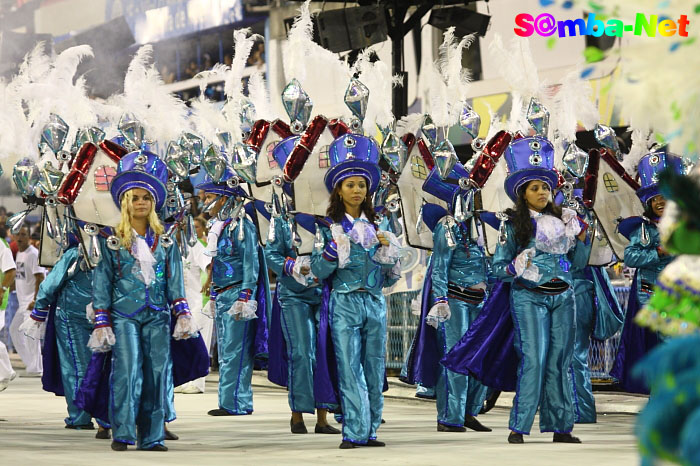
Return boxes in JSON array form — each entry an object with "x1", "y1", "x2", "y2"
[{"x1": 514, "y1": 13, "x2": 535, "y2": 37}]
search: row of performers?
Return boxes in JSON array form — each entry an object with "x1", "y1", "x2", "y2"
[{"x1": 21, "y1": 131, "x2": 677, "y2": 451}]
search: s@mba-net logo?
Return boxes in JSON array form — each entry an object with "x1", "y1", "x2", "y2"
[{"x1": 514, "y1": 12, "x2": 690, "y2": 38}]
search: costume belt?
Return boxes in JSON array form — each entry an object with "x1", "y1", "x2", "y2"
[
  {"x1": 447, "y1": 283, "x2": 486, "y2": 304},
  {"x1": 517, "y1": 279, "x2": 570, "y2": 295}
]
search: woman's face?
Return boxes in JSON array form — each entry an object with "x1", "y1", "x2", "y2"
[
  {"x1": 650, "y1": 194, "x2": 666, "y2": 217},
  {"x1": 130, "y1": 188, "x2": 153, "y2": 220},
  {"x1": 339, "y1": 176, "x2": 368, "y2": 212},
  {"x1": 523, "y1": 180, "x2": 551, "y2": 212}
]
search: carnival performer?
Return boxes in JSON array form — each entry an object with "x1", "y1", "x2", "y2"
[
  {"x1": 311, "y1": 133, "x2": 401, "y2": 449},
  {"x1": 264, "y1": 137, "x2": 340, "y2": 435},
  {"x1": 87, "y1": 151, "x2": 196, "y2": 451},
  {"x1": 629, "y1": 163, "x2": 700, "y2": 466},
  {"x1": 492, "y1": 136, "x2": 588, "y2": 444},
  {"x1": 611, "y1": 151, "x2": 682, "y2": 394},
  {"x1": 19, "y1": 236, "x2": 110, "y2": 435},
  {"x1": 561, "y1": 189, "x2": 622, "y2": 424},
  {"x1": 406, "y1": 164, "x2": 490, "y2": 433},
  {"x1": 175, "y1": 215, "x2": 212, "y2": 394},
  {"x1": 199, "y1": 172, "x2": 269, "y2": 416}
]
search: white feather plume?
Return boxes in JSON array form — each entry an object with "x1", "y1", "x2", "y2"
[
  {"x1": 488, "y1": 35, "x2": 545, "y2": 102},
  {"x1": 190, "y1": 64, "x2": 230, "y2": 145},
  {"x1": 282, "y1": 0, "x2": 314, "y2": 84},
  {"x1": 111, "y1": 45, "x2": 188, "y2": 146},
  {"x1": 353, "y1": 47, "x2": 402, "y2": 134},
  {"x1": 547, "y1": 68, "x2": 599, "y2": 143},
  {"x1": 396, "y1": 113, "x2": 425, "y2": 138},
  {"x1": 426, "y1": 28, "x2": 474, "y2": 128},
  {"x1": 248, "y1": 71, "x2": 275, "y2": 121},
  {"x1": 622, "y1": 128, "x2": 652, "y2": 174}
]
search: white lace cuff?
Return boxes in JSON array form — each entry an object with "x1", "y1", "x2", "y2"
[
  {"x1": 87, "y1": 327, "x2": 116, "y2": 353},
  {"x1": 561, "y1": 207, "x2": 582, "y2": 238},
  {"x1": 86, "y1": 303, "x2": 95, "y2": 324},
  {"x1": 425, "y1": 302, "x2": 451, "y2": 329},
  {"x1": 292, "y1": 255, "x2": 317, "y2": 286},
  {"x1": 19, "y1": 316, "x2": 45, "y2": 340},
  {"x1": 228, "y1": 299, "x2": 258, "y2": 321},
  {"x1": 373, "y1": 230, "x2": 401, "y2": 265},
  {"x1": 201, "y1": 300, "x2": 215, "y2": 319},
  {"x1": 173, "y1": 315, "x2": 199, "y2": 340},
  {"x1": 514, "y1": 248, "x2": 542, "y2": 282},
  {"x1": 331, "y1": 224, "x2": 351, "y2": 269}
]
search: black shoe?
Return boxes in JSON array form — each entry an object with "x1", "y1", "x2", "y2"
[
  {"x1": 437, "y1": 423, "x2": 466, "y2": 433},
  {"x1": 164, "y1": 429, "x2": 179, "y2": 440},
  {"x1": 339, "y1": 440, "x2": 356, "y2": 449},
  {"x1": 553, "y1": 433, "x2": 582, "y2": 443},
  {"x1": 111, "y1": 441, "x2": 127, "y2": 451},
  {"x1": 464, "y1": 415, "x2": 492, "y2": 432},
  {"x1": 380, "y1": 418, "x2": 385, "y2": 424},
  {"x1": 315, "y1": 423, "x2": 341, "y2": 434},
  {"x1": 147, "y1": 444, "x2": 169, "y2": 451},
  {"x1": 65, "y1": 423, "x2": 95, "y2": 430},
  {"x1": 364, "y1": 439, "x2": 385, "y2": 447},
  {"x1": 508, "y1": 432, "x2": 524, "y2": 444},
  {"x1": 95, "y1": 428, "x2": 111, "y2": 440},
  {"x1": 480, "y1": 391, "x2": 501, "y2": 414},
  {"x1": 290, "y1": 418, "x2": 308, "y2": 434},
  {"x1": 208, "y1": 408, "x2": 235, "y2": 416}
]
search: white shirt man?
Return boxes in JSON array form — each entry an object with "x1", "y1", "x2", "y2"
[
  {"x1": 9, "y1": 227, "x2": 45, "y2": 376},
  {"x1": 0, "y1": 237, "x2": 17, "y2": 391}
]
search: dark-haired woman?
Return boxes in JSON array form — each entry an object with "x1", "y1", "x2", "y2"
[
  {"x1": 611, "y1": 151, "x2": 682, "y2": 394},
  {"x1": 493, "y1": 137, "x2": 588, "y2": 444},
  {"x1": 311, "y1": 134, "x2": 401, "y2": 449}
]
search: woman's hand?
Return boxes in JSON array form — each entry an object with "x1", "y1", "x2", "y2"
[
  {"x1": 577, "y1": 230, "x2": 587, "y2": 242},
  {"x1": 377, "y1": 232, "x2": 390, "y2": 247}
]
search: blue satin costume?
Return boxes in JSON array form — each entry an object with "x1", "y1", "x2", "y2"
[
  {"x1": 569, "y1": 237, "x2": 596, "y2": 424},
  {"x1": 311, "y1": 217, "x2": 400, "y2": 445},
  {"x1": 34, "y1": 246, "x2": 107, "y2": 428},
  {"x1": 612, "y1": 222, "x2": 673, "y2": 392},
  {"x1": 265, "y1": 219, "x2": 323, "y2": 414},
  {"x1": 210, "y1": 216, "x2": 260, "y2": 414},
  {"x1": 92, "y1": 228, "x2": 189, "y2": 449},
  {"x1": 429, "y1": 220, "x2": 489, "y2": 426},
  {"x1": 625, "y1": 223, "x2": 673, "y2": 309},
  {"x1": 493, "y1": 221, "x2": 588, "y2": 434}
]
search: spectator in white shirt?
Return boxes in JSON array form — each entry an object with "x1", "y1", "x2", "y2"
[
  {"x1": 0, "y1": 237, "x2": 17, "y2": 391},
  {"x1": 9, "y1": 226, "x2": 45, "y2": 376}
]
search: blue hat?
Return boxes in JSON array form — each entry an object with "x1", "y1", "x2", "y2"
[
  {"x1": 195, "y1": 166, "x2": 247, "y2": 198},
  {"x1": 323, "y1": 133, "x2": 381, "y2": 193},
  {"x1": 636, "y1": 149, "x2": 683, "y2": 205},
  {"x1": 272, "y1": 135, "x2": 298, "y2": 168},
  {"x1": 110, "y1": 150, "x2": 168, "y2": 211},
  {"x1": 422, "y1": 163, "x2": 471, "y2": 212},
  {"x1": 503, "y1": 136, "x2": 559, "y2": 202}
]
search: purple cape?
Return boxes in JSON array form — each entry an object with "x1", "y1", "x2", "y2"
[
  {"x1": 441, "y1": 281, "x2": 519, "y2": 392},
  {"x1": 40, "y1": 304, "x2": 65, "y2": 396},
  {"x1": 399, "y1": 262, "x2": 440, "y2": 387},
  {"x1": 610, "y1": 270, "x2": 660, "y2": 394}
]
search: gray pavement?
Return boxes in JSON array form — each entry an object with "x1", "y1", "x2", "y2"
[{"x1": 0, "y1": 365, "x2": 644, "y2": 465}]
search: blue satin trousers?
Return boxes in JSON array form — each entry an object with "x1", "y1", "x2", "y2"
[
  {"x1": 54, "y1": 307, "x2": 108, "y2": 428},
  {"x1": 280, "y1": 292, "x2": 320, "y2": 414},
  {"x1": 436, "y1": 299, "x2": 488, "y2": 426},
  {"x1": 571, "y1": 280, "x2": 596, "y2": 423},
  {"x1": 214, "y1": 287, "x2": 255, "y2": 414},
  {"x1": 330, "y1": 291, "x2": 386, "y2": 444},
  {"x1": 509, "y1": 286, "x2": 576, "y2": 434},
  {"x1": 110, "y1": 309, "x2": 170, "y2": 449}
]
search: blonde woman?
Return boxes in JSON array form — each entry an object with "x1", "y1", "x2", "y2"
[{"x1": 87, "y1": 151, "x2": 195, "y2": 451}]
